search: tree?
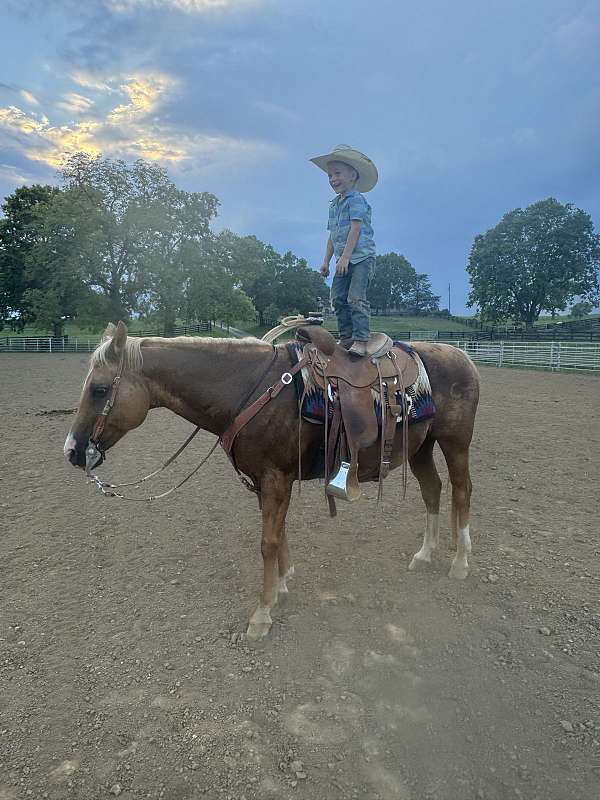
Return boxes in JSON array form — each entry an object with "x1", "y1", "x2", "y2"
[
  {"x1": 222, "y1": 233, "x2": 278, "y2": 325},
  {"x1": 407, "y1": 272, "x2": 440, "y2": 316},
  {"x1": 221, "y1": 232, "x2": 328, "y2": 325},
  {"x1": 275, "y1": 251, "x2": 328, "y2": 317},
  {"x1": 367, "y1": 252, "x2": 439, "y2": 315},
  {"x1": 59, "y1": 153, "x2": 218, "y2": 331},
  {"x1": 0, "y1": 184, "x2": 61, "y2": 331},
  {"x1": 467, "y1": 198, "x2": 600, "y2": 328},
  {"x1": 368, "y1": 252, "x2": 416, "y2": 314},
  {"x1": 184, "y1": 242, "x2": 256, "y2": 328},
  {"x1": 570, "y1": 301, "x2": 593, "y2": 319}
]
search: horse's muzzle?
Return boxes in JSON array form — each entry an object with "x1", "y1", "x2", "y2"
[{"x1": 64, "y1": 432, "x2": 88, "y2": 469}]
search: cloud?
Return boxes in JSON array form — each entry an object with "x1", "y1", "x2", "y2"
[
  {"x1": 0, "y1": 161, "x2": 37, "y2": 186},
  {"x1": 0, "y1": 69, "x2": 279, "y2": 175},
  {"x1": 69, "y1": 70, "x2": 114, "y2": 93},
  {"x1": 105, "y1": 0, "x2": 256, "y2": 12},
  {"x1": 522, "y1": 6, "x2": 600, "y2": 71},
  {"x1": 56, "y1": 92, "x2": 95, "y2": 114},
  {"x1": 108, "y1": 73, "x2": 178, "y2": 123},
  {"x1": 20, "y1": 89, "x2": 40, "y2": 106}
]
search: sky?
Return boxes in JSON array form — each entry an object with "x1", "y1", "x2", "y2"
[{"x1": 1, "y1": 0, "x2": 599, "y2": 314}]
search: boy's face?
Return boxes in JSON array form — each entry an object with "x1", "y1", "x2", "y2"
[{"x1": 327, "y1": 161, "x2": 358, "y2": 196}]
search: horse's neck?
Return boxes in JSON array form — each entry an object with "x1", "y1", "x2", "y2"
[{"x1": 141, "y1": 339, "x2": 282, "y2": 436}]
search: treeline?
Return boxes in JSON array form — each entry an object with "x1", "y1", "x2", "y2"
[
  {"x1": 0, "y1": 154, "x2": 328, "y2": 337},
  {"x1": 0, "y1": 152, "x2": 443, "y2": 337}
]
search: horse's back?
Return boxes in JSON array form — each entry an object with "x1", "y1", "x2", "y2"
[{"x1": 410, "y1": 341, "x2": 479, "y2": 438}]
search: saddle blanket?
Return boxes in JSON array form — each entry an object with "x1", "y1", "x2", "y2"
[{"x1": 289, "y1": 341, "x2": 436, "y2": 426}]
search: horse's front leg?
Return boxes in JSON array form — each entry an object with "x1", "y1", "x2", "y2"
[
  {"x1": 247, "y1": 469, "x2": 293, "y2": 640},
  {"x1": 276, "y1": 523, "x2": 295, "y2": 595}
]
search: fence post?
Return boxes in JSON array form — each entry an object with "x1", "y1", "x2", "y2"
[
  {"x1": 556, "y1": 341, "x2": 561, "y2": 371},
  {"x1": 498, "y1": 341, "x2": 504, "y2": 368}
]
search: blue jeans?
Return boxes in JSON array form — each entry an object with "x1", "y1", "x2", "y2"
[{"x1": 331, "y1": 256, "x2": 374, "y2": 342}]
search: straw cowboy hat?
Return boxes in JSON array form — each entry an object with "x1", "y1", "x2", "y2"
[{"x1": 310, "y1": 144, "x2": 378, "y2": 192}]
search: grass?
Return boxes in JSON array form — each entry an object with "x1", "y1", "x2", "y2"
[
  {"x1": 325, "y1": 314, "x2": 473, "y2": 334},
  {"x1": 535, "y1": 313, "x2": 599, "y2": 326}
]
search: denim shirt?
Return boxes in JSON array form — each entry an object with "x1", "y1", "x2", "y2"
[{"x1": 327, "y1": 189, "x2": 376, "y2": 263}]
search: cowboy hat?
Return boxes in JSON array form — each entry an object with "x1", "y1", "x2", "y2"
[{"x1": 310, "y1": 144, "x2": 378, "y2": 192}]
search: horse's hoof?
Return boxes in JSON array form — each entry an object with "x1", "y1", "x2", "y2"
[
  {"x1": 246, "y1": 606, "x2": 272, "y2": 640},
  {"x1": 448, "y1": 560, "x2": 469, "y2": 580},
  {"x1": 408, "y1": 553, "x2": 431, "y2": 571},
  {"x1": 246, "y1": 621, "x2": 272, "y2": 640}
]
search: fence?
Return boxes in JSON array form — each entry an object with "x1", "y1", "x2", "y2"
[
  {"x1": 447, "y1": 340, "x2": 600, "y2": 372},
  {"x1": 0, "y1": 321, "x2": 212, "y2": 354},
  {"x1": 0, "y1": 337, "x2": 98, "y2": 353},
  {"x1": 2, "y1": 331, "x2": 600, "y2": 371}
]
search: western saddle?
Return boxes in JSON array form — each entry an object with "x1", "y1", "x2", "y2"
[
  {"x1": 221, "y1": 317, "x2": 420, "y2": 512},
  {"x1": 294, "y1": 325, "x2": 418, "y2": 515}
]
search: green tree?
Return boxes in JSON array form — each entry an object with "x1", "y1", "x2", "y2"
[
  {"x1": 0, "y1": 184, "x2": 61, "y2": 331},
  {"x1": 408, "y1": 272, "x2": 440, "y2": 316},
  {"x1": 58, "y1": 153, "x2": 218, "y2": 330},
  {"x1": 570, "y1": 301, "x2": 593, "y2": 319},
  {"x1": 368, "y1": 252, "x2": 439, "y2": 315},
  {"x1": 221, "y1": 232, "x2": 327, "y2": 325},
  {"x1": 467, "y1": 198, "x2": 600, "y2": 328},
  {"x1": 185, "y1": 243, "x2": 256, "y2": 328},
  {"x1": 275, "y1": 251, "x2": 328, "y2": 316},
  {"x1": 369, "y1": 252, "x2": 414, "y2": 314}
]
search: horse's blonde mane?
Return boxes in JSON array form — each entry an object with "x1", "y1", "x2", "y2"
[
  {"x1": 88, "y1": 334, "x2": 273, "y2": 375},
  {"x1": 89, "y1": 336, "x2": 145, "y2": 373}
]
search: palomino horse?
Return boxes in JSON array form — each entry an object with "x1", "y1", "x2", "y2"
[{"x1": 64, "y1": 322, "x2": 479, "y2": 639}]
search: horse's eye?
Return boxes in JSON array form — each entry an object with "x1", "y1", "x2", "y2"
[{"x1": 92, "y1": 385, "x2": 109, "y2": 397}]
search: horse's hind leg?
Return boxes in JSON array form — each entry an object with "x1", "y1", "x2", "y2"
[
  {"x1": 438, "y1": 439, "x2": 472, "y2": 580},
  {"x1": 408, "y1": 437, "x2": 442, "y2": 571},
  {"x1": 247, "y1": 469, "x2": 293, "y2": 640}
]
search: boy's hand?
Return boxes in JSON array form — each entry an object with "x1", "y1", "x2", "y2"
[
  {"x1": 319, "y1": 263, "x2": 330, "y2": 277},
  {"x1": 336, "y1": 256, "x2": 350, "y2": 275}
]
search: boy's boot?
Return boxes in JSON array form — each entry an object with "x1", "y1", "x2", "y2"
[{"x1": 348, "y1": 340, "x2": 368, "y2": 357}]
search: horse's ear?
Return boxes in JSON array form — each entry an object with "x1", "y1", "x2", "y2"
[
  {"x1": 102, "y1": 322, "x2": 117, "y2": 342},
  {"x1": 108, "y1": 320, "x2": 128, "y2": 360}
]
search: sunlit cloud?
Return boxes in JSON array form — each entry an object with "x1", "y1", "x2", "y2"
[
  {"x1": 69, "y1": 70, "x2": 114, "y2": 93},
  {"x1": 20, "y1": 89, "x2": 40, "y2": 106},
  {"x1": 56, "y1": 92, "x2": 95, "y2": 114},
  {"x1": 0, "y1": 106, "x2": 102, "y2": 166},
  {"x1": 108, "y1": 74, "x2": 178, "y2": 123},
  {"x1": 0, "y1": 70, "x2": 278, "y2": 175}
]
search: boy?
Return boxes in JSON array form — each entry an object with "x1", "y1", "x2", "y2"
[{"x1": 310, "y1": 144, "x2": 378, "y2": 356}]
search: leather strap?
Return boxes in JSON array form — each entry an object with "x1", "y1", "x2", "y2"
[
  {"x1": 220, "y1": 356, "x2": 310, "y2": 456},
  {"x1": 90, "y1": 350, "x2": 126, "y2": 446}
]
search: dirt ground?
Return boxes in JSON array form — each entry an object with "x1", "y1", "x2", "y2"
[{"x1": 1, "y1": 354, "x2": 599, "y2": 800}]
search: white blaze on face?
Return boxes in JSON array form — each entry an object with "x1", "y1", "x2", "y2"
[{"x1": 64, "y1": 432, "x2": 77, "y2": 457}]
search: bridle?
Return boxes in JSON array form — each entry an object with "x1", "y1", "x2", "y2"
[
  {"x1": 83, "y1": 345, "x2": 298, "y2": 502},
  {"x1": 85, "y1": 349, "x2": 127, "y2": 475}
]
